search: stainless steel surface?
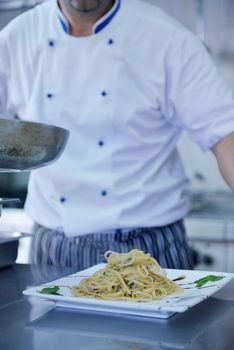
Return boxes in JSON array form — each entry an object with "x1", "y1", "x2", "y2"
[
  {"x1": 0, "y1": 240, "x2": 19, "y2": 268},
  {"x1": 0, "y1": 198, "x2": 20, "y2": 204},
  {"x1": 0, "y1": 118, "x2": 69, "y2": 171},
  {"x1": 0, "y1": 230, "x2": 32, "y2": 267},
  {"x1": 0, "y1": 231, "x2": 21, "y2": 241},
  {"x1": 0, "y1": 264, "x2": 234, "y2": 349}
]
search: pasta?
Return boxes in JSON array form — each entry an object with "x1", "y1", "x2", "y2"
[{"x1": 71, "y1": 249, "x2": 183, "y2": 302}]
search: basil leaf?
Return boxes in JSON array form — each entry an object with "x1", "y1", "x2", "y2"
[{"x1": 38, "y1": 286, "x2": 61, "y2": 295}]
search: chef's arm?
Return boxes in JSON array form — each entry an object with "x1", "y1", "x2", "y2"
[
  {"x1": 0, "y1": 36, "x2": 11, "y2": 119},
  {"x1": 212, "y1": 132, "x2": 234, "y2": 190}
]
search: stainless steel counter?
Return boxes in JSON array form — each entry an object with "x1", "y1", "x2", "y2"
[{"x1": 0, "y1": 264, "x2": 234, "y2": 350}]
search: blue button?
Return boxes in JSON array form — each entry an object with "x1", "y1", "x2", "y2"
[
  {"x1": 60, "y1": 197, "x2": 66, "y2": 203},
  {"x1": 101, "y1": 91, "x2": 107, "y2": 97},
  {"x1": 108, "y1": 39, "x2": 114, "y2": 45},
  {"x1": 47, "y1": 93, "x2": 53, "y2": 99},
  {"x1": 48, "y1": 39, "x2": 55, "y2": 47},
  {"x1": 98, "y1": 140, "x2": 104, "y2": 147},
  {"x1": 101, "y1": 190, "x2": 107, "y2": 197}
]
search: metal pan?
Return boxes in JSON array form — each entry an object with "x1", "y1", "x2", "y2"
[{"x1": 0, "y1": 118, "x2": 70, "y2": 171}]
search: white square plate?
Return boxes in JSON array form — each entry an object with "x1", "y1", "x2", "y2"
[{"x1": 23, "y1": 264, "x2": 234, "y2": 319}]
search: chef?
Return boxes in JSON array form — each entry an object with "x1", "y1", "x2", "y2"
[{"x1": 1, "y1": 0, "x2": 234, "y2": 269}]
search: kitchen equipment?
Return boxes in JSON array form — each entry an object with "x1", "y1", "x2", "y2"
[
  {"x1": 185, "y1": 190, "x2": 234, "y2": 273},
  {"x1": 0, "y1": 118, "x2": 69, "y2": 171},
  {"x1": 0, "y1": 118, "x2": 69, "y2": 268},
  {"x1": 0, "y1": 226, "x2": 32, "y2": 267},
  {"x1": 0, "y1": 0, "x2": 25, "y2": 10},
  {"x1": 195, "y1": 0, "x2": 205, "y2": 41},
  {"x1": 0, "y1": 0, "x2": 44, "y2": 10}
]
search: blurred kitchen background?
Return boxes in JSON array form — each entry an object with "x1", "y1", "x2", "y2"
[{"x1": 0, "y1": 0, "x2": 234, "y2": 271}]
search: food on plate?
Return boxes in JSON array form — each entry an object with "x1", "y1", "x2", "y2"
[{"x1": 71, "y1": 249, "x2": 183, "y2": 301}]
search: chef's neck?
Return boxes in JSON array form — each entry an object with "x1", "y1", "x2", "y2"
[{"x1": 58, "y1": 0, "x2": 115, "y2": 37}]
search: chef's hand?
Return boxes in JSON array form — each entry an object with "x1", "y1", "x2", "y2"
[{"x1": 212, "y1": 132, "x2": 234, "y2": 190}]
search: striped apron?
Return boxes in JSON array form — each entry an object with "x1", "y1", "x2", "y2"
[{"x1": 30, "y1": 220, "x2": 193, "y2": 270}]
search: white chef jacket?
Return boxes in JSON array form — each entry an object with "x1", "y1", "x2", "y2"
[{"x1": 1, "y1": 0, "x2": 234, "y2": 237}]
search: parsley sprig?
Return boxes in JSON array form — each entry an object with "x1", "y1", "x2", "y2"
[
  {"x1": 38, "y1": 286, "x2": 61, "y2": 296},
  {"x1": 194, "y1": 275, "x2": 224, "y2": 288}
]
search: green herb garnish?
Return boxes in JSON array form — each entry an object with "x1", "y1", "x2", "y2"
[
  {"x1": 38, "y1": 286, "x2": 61, "y2": 296},
  {"x1": 129, "y1": 282, "x2": 136, "y2": 289},
  {"x1": 123, "y1": 257, "x2": 132, "y2": 264},
  {"x1": 194, "y1": 275, "x2": 225, "y2": 288}
]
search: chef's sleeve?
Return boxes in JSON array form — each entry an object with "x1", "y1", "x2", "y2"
[
  {"x1": 0, "y1": 34, "x2": 13, "y2": 119},
  {"x1": 164, "y1": 30, "x2": 234, "y2": 151}
]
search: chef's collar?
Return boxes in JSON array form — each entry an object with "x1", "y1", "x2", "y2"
[{"x1": 56, "y1": 0, "x2": 121, "y2": 35}]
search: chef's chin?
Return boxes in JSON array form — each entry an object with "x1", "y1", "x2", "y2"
[{"x1": 67, "y1": 0, "x2": 109, "y2": 13}]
